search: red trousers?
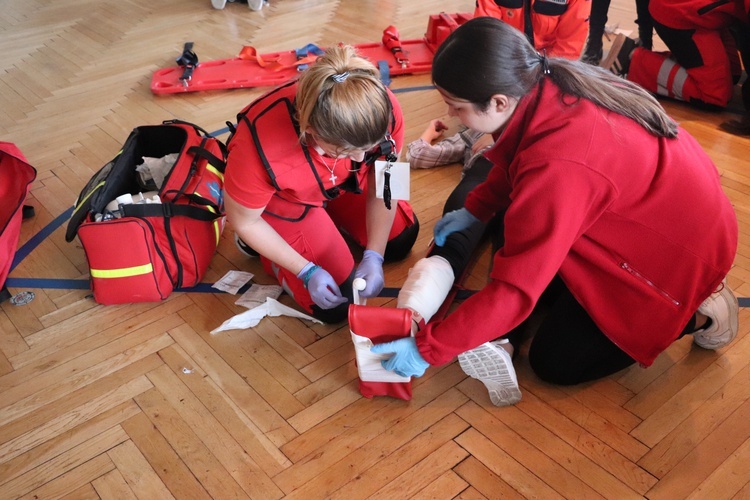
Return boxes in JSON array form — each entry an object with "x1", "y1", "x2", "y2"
[
  {"x1": 627, "y1": 0, "x2": 744, "y2": 108},
  {"x1": 628, "y1": 31, "x2": 737, "y2": 107},
  {"x1": 261, "y1": 194, "x2": 415, "y2": 314}
]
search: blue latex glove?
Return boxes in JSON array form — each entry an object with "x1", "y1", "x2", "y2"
[
  {"x1": 433, "y1": 208, "x2": 481, "y2": 246},
  {"x1": 297, "y1": 262, "x2": 348, "y2": 309},
  {"x1": 354, "y1": 250, "x2": 384, "y2": 298},
  {"x1": 370, "y1": 337, "x2": 430, "y2": 378}
]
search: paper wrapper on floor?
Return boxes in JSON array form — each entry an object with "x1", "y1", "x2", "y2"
[{"x1": 349, "y1": 305, "x2": 413, "y2": 400}]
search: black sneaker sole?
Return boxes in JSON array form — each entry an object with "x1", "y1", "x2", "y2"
[{"x1": 234, "y1": 233, "x2": 259, "y2": 258}]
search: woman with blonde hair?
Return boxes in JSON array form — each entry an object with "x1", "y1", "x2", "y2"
[
  {"x1": 372, "y1": 17, "x2": 738, "y2": 400},
  {"x1": 224, "y1": 45, "x2": 418, "y2": 323}
]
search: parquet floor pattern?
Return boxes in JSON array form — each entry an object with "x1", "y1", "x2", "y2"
[{"x1": 2, "y1": 0, "x2": 750, "y2": 498}]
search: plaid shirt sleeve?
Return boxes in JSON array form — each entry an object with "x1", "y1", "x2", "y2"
[{"x1": 406, "y1": 133, "x2": 467, "y2": 169}]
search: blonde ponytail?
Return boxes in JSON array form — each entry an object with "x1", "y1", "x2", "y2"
[{"x1": 297, "y1": 45, "x2": 392, "y2": 150}]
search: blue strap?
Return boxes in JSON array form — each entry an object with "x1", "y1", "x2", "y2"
[
  {"x1": 293, "y1": 43, "x2": 324, "y2": 72},
  {"x1": 294, "y1": 43, "x2": 324, "y2": 59},
  {"x1": 378, "y1": 60, "x2": 392, "y2": 87},
  {"x1": 11, "y1": 206, "x2": 73, "y2": 272}
]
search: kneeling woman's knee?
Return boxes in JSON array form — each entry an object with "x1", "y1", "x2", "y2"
[{"x1": 384, "y1": 215, "x2": 420, "y2": 262}]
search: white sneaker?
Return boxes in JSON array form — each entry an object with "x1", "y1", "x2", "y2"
[
  {"x1": 211, "y1": 0, "x2": 227, "y2": 9},
  {"x1": 693, "y1": 279, "x2": 739, "y2": 350},
  {"x1": 247, "y1": 0, "x2": 264, "y2": 10},
  {"x1": 458, "y1": 339, "x2": 521, "y2": 406}
]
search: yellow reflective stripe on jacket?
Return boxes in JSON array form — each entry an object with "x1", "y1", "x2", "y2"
[{"x1": 90, "y1": 263, "x2": 153, "y2": 278}]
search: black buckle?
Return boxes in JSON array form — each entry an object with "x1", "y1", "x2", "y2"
[{"x1": 176, "y1": 42, "x2": 199, "y2": 86}]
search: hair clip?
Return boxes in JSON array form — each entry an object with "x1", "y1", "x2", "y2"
[
  {"x1": 538, "y1": 50, "x2": 551, "y2": 75},
  {"x1": 331, "y1": 72, "x2": 350, "y2": 83}
]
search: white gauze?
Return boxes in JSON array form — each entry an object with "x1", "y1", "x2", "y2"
[{"x1": 397, "y1": 255, "x2": 455, "y2": 323}]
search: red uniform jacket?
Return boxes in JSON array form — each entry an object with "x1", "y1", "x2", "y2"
[
  {"x1": 416, "y1": 79, "x2": 737, "y2": 367},
  {"x1": 474, "y1": 0, "x2": 591, "y2": 59},
  {"x1": 648, "y1": 0, "x2": 749, "y2": 29}
]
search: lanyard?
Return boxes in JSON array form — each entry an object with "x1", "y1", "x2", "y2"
[{"x1": 382, "y1": 149, "x2": 398, "y2": 209}]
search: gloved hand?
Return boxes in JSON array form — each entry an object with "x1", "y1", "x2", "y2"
[
  {"x1": 354, "y1": 250, "x2": 385, "y2": 298},
  {"x1": 370, "y1": 337, "x2": 430, "y2": 378},
  {"x1": 297, "y1": 262, "x2": 347, "y2": 309},
  {"x1": 433, "y1": 208, "x2": 480, "y2": 246}
]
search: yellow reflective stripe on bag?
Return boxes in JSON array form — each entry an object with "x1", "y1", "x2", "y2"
[
  {"x1": 207, "y1": 206, "x2": 222, "y2": 246},
  {"x1": 206, "y1": 163, "x2": 224, "y2": 182},
  {"x1": 193, "y1": 192, "x2": 223, "y2": 246},
  {"x1": 90, "y1": 263, "x2": 153, "y2": 279}
]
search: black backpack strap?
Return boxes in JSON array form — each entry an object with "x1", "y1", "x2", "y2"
[
  {"x1": 120, "y1": 202, "x2": 222, "y2": 221},
  {"x1": 162, "y1": 118, "x2": 212, "y2": 137},
  {"x1": 187, "y1": 145, "x2": 226, "y2": 174},
  {"x1": 120, "y1": 201, "x2": 222, "y2": 289}
]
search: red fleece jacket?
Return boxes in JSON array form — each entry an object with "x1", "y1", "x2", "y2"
[{"x1": 416, "y1": 79, "x2": 737, "y2": 366}]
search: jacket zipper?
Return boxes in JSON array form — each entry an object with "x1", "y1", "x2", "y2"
[{"x1": 621, "y1": 262, "x2": 680, "y2": 306}]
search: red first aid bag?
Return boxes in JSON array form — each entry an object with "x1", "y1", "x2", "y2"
[
  {"x1": 65, "y1": 120, "x2": 226, "y2": 304},
  {"x1": 0, "y1": 143, "x2": 37, "y2": 300},
  {"x1": 348, "y1": 304, "x2": 414, "y2": 400}
]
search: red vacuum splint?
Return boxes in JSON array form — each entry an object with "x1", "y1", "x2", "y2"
[{"x1": 150, "y1": 12, "x2": 472, "y2": 94}]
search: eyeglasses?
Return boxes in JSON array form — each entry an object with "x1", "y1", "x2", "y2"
[{"x1": 310, "y1": 133, "x2": 376, "y2": 160}]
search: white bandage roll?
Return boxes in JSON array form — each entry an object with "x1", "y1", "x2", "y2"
[
  {"x1": 397, "y1": 255, "x2": 454, "y2": 323},
  {"x1": 352, "y1": 278, "x2": 367, "y2": 305}
]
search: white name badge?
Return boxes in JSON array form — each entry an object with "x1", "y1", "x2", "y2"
[{"x1": 374, "y1": 160, "x2": 411, "y2": 201}]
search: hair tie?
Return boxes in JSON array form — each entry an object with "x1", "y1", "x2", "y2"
[
  {"x1": 538, "y1": 50, "x2": 551, "y2": 75},
  {"x1": 331, "y1": 71, "x2": 350, "y2": 83}
]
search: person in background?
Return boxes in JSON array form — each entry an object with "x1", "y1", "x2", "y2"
[
  {"x1": 581, "y1": 0, "x2": 653, "y2": 65},
  {"x1": 224, "y1": 45, "x2": 419, "y2": 323},
  {"x1": 474, "y1": 0, "x2": 591, "y2": 60},
  {"x1": 406, "y1": 118, "x2": 494, "y2": 171},
  {"x1": 371, "y1": 17, "x2": 739, "y2": 402},
  {"x1": 602, "y1": 0, "x2": 749, "y2": 116}
]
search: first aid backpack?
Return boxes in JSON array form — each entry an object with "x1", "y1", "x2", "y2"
[
  {"x1": 66, "y1": 120, "x2": 226, "y2": 304},
  {"x1": 0, "y1": 142, "x2": 37, "y2": 302}
]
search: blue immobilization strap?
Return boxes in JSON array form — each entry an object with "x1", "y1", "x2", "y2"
[
  {"x1": 294, "y1": 43, "x2": 324, "y2": 59},
  {"x1": 378, "y1": 60, "x2": 392, "y2": 87},
  {"x1": 294, "y1": 43, "x2": 324, "y2": 72}
]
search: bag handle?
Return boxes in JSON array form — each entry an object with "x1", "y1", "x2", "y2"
[
  {"x1": 162, "y1": 119, "x2": 213, "y2": 138},
  {"x1": 161, "y1": 119, "x2": 229, "y2": 161},
  {"x1": 120, "y1": 202, "x2": 222, "y2": 221},
  {"x1": 187, "y1": 145, "x2": 226, "y2": 174}
]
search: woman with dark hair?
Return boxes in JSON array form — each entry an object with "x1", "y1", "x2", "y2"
[{"x1": 371, "y1": 17, "x2": 738, "y2": 403}]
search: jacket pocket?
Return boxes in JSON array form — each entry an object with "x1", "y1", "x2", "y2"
[{"x1": 620, "y1": 261, "x2": 681, "y2": 306}]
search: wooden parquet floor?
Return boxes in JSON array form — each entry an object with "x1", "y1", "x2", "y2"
[{"x1": 2, "y1": 0, "x2": 750, "y2": 498}]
